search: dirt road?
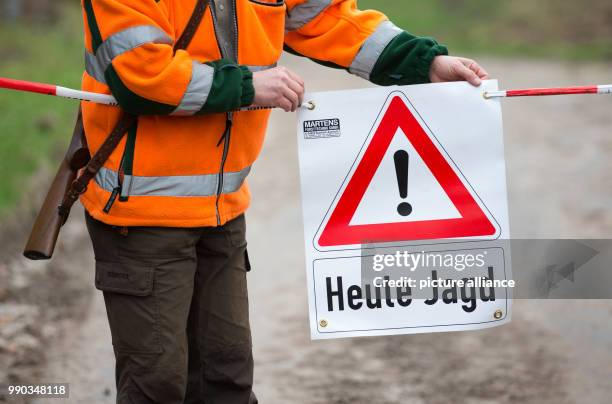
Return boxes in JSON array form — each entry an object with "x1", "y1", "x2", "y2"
[{"x1": 10, "y1": 56, "x2": 612, "y2": 403}]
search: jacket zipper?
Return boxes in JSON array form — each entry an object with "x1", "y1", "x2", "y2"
[
  {"x1": 103, "y1": 120, "x2": 137, "y2": 213},
  {"x1": 231, "y1": 0, "x2": 238, "y2": 62},
  {"x1": 210, "y1": 0, "x2": 239, "y2": 225}
]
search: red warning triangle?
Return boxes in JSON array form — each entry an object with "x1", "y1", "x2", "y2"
[{"x1": 317, "y1": 95, "x2": 497, "y2": 247}]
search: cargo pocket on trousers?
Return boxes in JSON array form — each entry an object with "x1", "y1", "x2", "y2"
[{"x1": 95, "y1": 261, "x2": 163, "y2": 354}]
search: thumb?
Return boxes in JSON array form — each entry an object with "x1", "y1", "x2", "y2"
[{"x1": 456, "y1": 62, "x2": 482, "y2": 86}]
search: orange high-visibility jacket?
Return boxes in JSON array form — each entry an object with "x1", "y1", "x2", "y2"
[{"x1": 80, "y1": 0, "x2": 447, "y2": 228}]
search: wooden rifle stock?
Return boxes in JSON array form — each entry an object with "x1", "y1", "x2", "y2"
[{"x1": 23, "y1": 107, "x2": 90, "y2": 260}]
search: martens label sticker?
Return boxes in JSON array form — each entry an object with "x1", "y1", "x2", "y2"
[{"x1": 304, "y1": 118, "x2": 341, "y2": 139}]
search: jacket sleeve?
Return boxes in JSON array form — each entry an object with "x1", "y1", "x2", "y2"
[
  {"x1": 283, "y1": 0, "x2": 449, "y2": 86},
  {"x1": 82, "y1": 0, "x2": 254, "y2": 116}
]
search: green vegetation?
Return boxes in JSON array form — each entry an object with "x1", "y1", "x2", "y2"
[
  {"x1": 360, "y1": 0, "x2": 612, "y2": 60},
  {"x1": 0, "y1": 5, "x2": 82, "y2": 215}
]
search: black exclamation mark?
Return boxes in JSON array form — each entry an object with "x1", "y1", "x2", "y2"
[{"x1": 394, "y1": 150, "x2": 413, "y2": 216}]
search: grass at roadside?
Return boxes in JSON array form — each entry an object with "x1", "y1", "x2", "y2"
[
  {"x1": 0, "y1": 5, "x2": 83, "y2": 216},
  {"x1": 359, "y1": 0, "x2": 612, "y2": 61}
]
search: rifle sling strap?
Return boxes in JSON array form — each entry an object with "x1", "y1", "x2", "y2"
[
  {"x1": 58, "y1": 0, "x2": 209, "y2": 220},
  {"x1": 175, "y1": 0, "x2": 209, "y2": 54}
]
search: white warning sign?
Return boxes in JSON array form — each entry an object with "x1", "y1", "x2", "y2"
[{"x1": 297, "y1": 81, "x2": 513, "y2": 339}]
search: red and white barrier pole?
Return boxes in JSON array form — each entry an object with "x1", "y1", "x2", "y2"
[
  {"x1": 0, "y1": 77, "x2": 118, "y2": 105},
  {"x1": 2, "y1": 76, "x2": 610, "y2": 107},
  {"x1": 484, "y1": 84, "x2": 612, "y2": 99},
  {"x1": 0, "y1": 76, "x2": 318, "y2": 111},
  {"x1": 0, "y1": 76, "x2": 317, "y2": 111}
]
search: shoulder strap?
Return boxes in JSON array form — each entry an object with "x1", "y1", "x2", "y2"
[
  {"x1": 59, "y1": 0, "x2": 209, "y2": 220},
  {"x1": 175, "y1": 0, "x2": 209, "y2": 52}
]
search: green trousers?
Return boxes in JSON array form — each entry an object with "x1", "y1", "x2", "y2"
[{"x1": 85, "y1": 212, "x2": 257, "y2": 404}]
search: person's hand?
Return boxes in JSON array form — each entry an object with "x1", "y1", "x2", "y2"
[
  {"x1": 252, "y1": 66, "x2": 305, "y2": 112},
  {"x1": 429, "y1": 56, "x2": 489, "y2": 87}
]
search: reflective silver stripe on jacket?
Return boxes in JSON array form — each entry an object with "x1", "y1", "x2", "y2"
[
  {"x1": 171, "y1": 63, "x2": 276, "y2": 116},
  {"x1": 171, "y1": 61, "x2": 215, "y2": 116},
  {"x1": 85, "y1": 52, "x2": 107, "y2": 84},
  {"x1": 85, "y1": 25, "x2": 173, "y2": 84},
  {"x1": 285, "y1": 0, "x2": 332, "y2": 31},
  {"x1": 349, "y1": 20, "x2": 403, "y2": 80},
  {"x1": 95, "y1": 166, "x2": 251, "y2": 198}
]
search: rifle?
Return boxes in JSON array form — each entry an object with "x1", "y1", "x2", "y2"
[{"x1": 23, "y1": 107, "x2": 89, "y2": 260}]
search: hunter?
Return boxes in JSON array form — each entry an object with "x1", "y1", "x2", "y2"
[{"x1": 80, "y1": 0, "x2": 488, "y2": 402}]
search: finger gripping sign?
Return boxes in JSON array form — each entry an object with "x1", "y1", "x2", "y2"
[{"x1": 297, "y1": 81, "x2": 512, "y2": 339}]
